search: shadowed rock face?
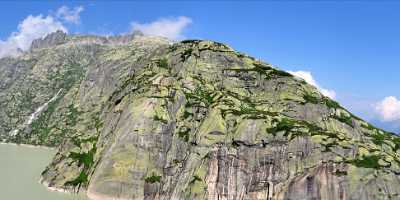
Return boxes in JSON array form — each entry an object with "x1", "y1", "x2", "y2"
[{"x1": 1, "y1": 33, "x2": 400, "y2": 200}]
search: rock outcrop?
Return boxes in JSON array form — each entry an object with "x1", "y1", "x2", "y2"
[{"x1": 1, "y1": 33, "x2": 400, "y2": 200}]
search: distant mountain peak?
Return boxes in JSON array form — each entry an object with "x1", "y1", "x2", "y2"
[{"x1": 30, "y1": 30, "x2": 67, "y2": 51}]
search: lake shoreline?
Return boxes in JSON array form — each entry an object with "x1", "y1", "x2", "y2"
[
  {"x1": 42, "y1": 179, "x2": 91, "y2": 199},
  {"x1": 0, "y1": 142, "x2": 56, "y2": 150},
  {"x1": 0, "y1": 143, "x2": 88, "y2": 199}
]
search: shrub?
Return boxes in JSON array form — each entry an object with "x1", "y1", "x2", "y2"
[
  {"x1": 334, "y1": 113, "x2": 354, "y2": 128},
  {"x1": 350, "y1": 155, "x2": 381, "y2": 169},
  {"x1": 303, "y1": 93, "x2": 319, "y2": 104},
  {"x1": 157, "y1": 58, "x2": 169, "y2": 69},
  {"x1": 324, "y1": 98, "x2": 340, "y2": 109},
  {"x1": 145, "y1": 173, "x2": 161, "y2": 183}
]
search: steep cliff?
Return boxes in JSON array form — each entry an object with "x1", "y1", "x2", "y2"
[{"x1": 1, "y1": 32, "x2": 400, "y2": 200}]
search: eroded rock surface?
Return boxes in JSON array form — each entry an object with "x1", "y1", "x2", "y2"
[{"x1": 1, "y1": 33, "x2": 400, "y2": 200}]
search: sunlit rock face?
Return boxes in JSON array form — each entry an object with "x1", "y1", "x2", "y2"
[{"x1": 2, "y1": 32, "x2": 400, "y2": 200}]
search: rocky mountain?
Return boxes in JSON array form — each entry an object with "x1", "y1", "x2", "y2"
[{"x1": 1, "y1": 31, "x2": 400, "y2": 200}]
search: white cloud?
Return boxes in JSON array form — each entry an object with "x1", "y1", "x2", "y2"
[
  {"x1": 56, "y1": 6, "x2": 84, "y2": 24},
  {"x1": 375, "y1": 96, "x2": 400, "y2": 122},
  {"x1": 131, "y1": 16, "x2": 192, "y2": 40},
  {"x1": 0, "y1": 14, "x2": 67, "y2": 58},
  {"x1": 0, "y1": 5, "x2": 85, "y2": 59},
  {"x1": 288, "y1": 70, "x2": 336, "y2": 99}
]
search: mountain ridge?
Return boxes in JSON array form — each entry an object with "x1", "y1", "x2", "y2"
[{"x1": 1, "y1": 32, "x2": 400, "y2": 200}]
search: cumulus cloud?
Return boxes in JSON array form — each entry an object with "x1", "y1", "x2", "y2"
[
  {"x1": 0, "y1": 5, "x2": 85, "y2": 59},
  {"x1": 375, "y1": 96, "x2": 400, "y2": 122},
  {"x1": 288, "y1": 70, "x2": 336, "y2": 99},
  {"x1": 131, "y1": 16, "x2": 192, "y2": 40},
  {"x1": 0, "y1": 15, "x2": 67, "y2": 58},
  {"x1": 56, "y1": 6, "x2": 84, "y2": 24}
]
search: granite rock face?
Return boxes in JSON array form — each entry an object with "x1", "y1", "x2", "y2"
[{"x1": 1, "y1": 32, "x2": 400, "y2": 200}]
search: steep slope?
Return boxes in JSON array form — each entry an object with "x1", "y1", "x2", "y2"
[{"x1": 1, "y1": 32, "x2": 400, "y2": 200}]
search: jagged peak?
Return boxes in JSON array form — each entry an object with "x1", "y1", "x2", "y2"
[{"x1": 30, "y1": 30, "x2": 67, "y2": 51}]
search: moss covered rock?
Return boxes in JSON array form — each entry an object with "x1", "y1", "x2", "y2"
[{"x1": 1, "y1": 33, "x2": 400, "y2": 200}]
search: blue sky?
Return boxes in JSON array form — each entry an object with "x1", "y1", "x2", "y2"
[{"x1": 1, "y1": 1, "x2": 399, "y2": 133}]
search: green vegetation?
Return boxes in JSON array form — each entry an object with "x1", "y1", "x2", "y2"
[
  {"x1": 392, "y1": 137, "x2": 400, "y2": 151},
  {"x1": 181, "y1": 39, "x2": 202, "y2": 44},
  {"x1": 191, "y1": 87, "x2": 217, "y2": 106},
  {"x1": 177, "y1": 126, "x2": 191, "y2": 142},
  {"x1": 267, "y1": 118, "x2": 296, "y2": 136},
  {"x1": 68, "y1": 147, "x2": 96, "y2": 169},
  {"x1": 49, "y1": 62, "x2": 86, "y2": 91},
  {"x1": 361, "y1": 123, "x2": 376, "y2": 130},
  {"x1": 320, "y1": 140, "x2": 339, "y2": 152},
  {"x1": 145, "y1": 173, "x2": 161, "y2": 183},
  {"x1": 30, "y1": 99, "x2": 59, "y2": 145},
  {"x1": 225, "y1": 63, "x2": 292, "y2": 80},
  {"x1": 153, "y1": 115, "x2": 168, "y2": 124},
  {"x1": 65, "y1": 171, "x2": 88, "y2": 188},
  {"x1": 110, "y1": 65, "x2": 158, "y2": 103},
  {"x1": 323, "y1": 97, "x2": 340, "y2": 109},
  {"x1": 252, "y1": 63, "x2": 273, "y2": 74},
  {"x1": 334, "y1": 170, "x2": 348, "y2": 176},
  {"x1": 157, "y1": 58, "x2": 169, "y2": 69},
  {"x1": 266, "y1": 117, "x2": 327, "y2": 140},
  {"x1": 269, "y1": 70, "x2": 293, "y2": 77},
  {"x1": 181, "y1": 48, "x2": 193, "y2": 61},
  {"x1": 349, "y1": 155, "x2": 381, "y2": 169},
  {"x1": 67, "y1": 135, "x2": 99, "y2": 189},
  {"x1": 334, "y1": 113, "x2": 354, "y2": 128},
  {"x1": 189, "y1": 175, "x2": 202, "y2": 185},
  {"x1": 303, "y1": 92, "x2": 319, "y2": 104},
  {"x1": 66, "y1": 104, "x2": 83, "y2": 126},
  {"x1": 65, "y1": 145, "x2": 96, "y2": 188},
  {"x1": 183, "y1": 110, "x2": 193, "y2": 119},
  {"x1": 371, "y1": 133, "x2": 386, "y2": 146},
  {"x1": 221, "y1": 100, "x2": 277, "y2": 120},
  {"x1": 94, "y1": 115, "x2": 104, "y2": 133}
]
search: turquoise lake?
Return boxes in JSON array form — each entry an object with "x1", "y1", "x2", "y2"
[{"x1": 0, "y1": 144, "x2": 87, "y2": 200}]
